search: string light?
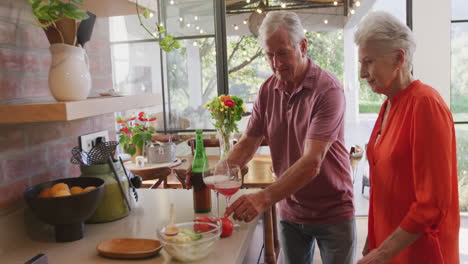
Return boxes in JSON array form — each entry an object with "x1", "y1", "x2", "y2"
[
  {"x1": 333, "y1": 1, "x2": 338, "y2": 6},
  {"x1": 256, "y1": 8, "x2": 263, "y2": 13},
  {"x1": 170, "y1": 0, "x2": 174, "y2": 4},
  {"x1": 234, "y1": 24, "x2": 239, "y2": 30},
  {"x1": 355, "y1": 1, "x2": 361, "y2": 7},
  {"x1": 179, "y1": 17, "x2": 183, "y2": 22},
  {"x1": 338, "y1": 35, "x2": 342, "y2": 40},
  {"x1": 350, "y1": 9, "x2": 355, "y2": 15},
  {"x1": 324, "y1": 19, "x2": 328, "y2": 24},
  {"x1": 246, "y1": 0, "x2": 250, "y2": 3},
  {"x1": 149, "y1": 12, "x2": 154, "y2": 18},
  {"x1": 193, "y1": 41, "x2": 198, "y2": 47},
  {"x1": 281, "y1": 3, "x2": 286, "y2": 8},
  {"x1": 194, "y1": 16, "x2": 199, "y2": 21},
  {"x1": 186, "y1": 23, "x2": 191, "y2": 27},
  {"x1": 317, "y1": 33, "x2": 321, "y2": 38},
  {"x1": 243, "y1": 19, "x2": 248, "y2": 25},
  {"x1": 200, "y1": 29, "x2": 204, "y2": 34},
  {"x1": 303, "y1": 29, "x2": 307, "y2": 33}
]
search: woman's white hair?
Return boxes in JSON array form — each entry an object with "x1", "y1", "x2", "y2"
[
  {"x1": 258, "y1": 11, "x2": 306, "y2": 48},
  {"x1": 354, "y1": 11, "x2": 416, "y2": 71}
]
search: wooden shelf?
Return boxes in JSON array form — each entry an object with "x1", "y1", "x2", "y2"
[{"x1": 0, "y1": 94, "x2": 161, "y2": 124}]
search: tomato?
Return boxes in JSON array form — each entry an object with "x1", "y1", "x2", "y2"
[
  {"x1": 220, "y1": 217, "x2": 233, "y2": 238},
  {"x1": 194, "y1": 216, "x2": 216, "y2": 233}
]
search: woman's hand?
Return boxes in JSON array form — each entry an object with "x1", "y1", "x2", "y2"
[
  {"x1": 357, "y1": 248, "x2": 391, "y2": 264},
  {"x1": 224, "y1": 192, "x2": 269, "y2": 222}
]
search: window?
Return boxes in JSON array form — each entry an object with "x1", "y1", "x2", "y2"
[
  {"x1": 109, "y1": 0, "x2": 218, "y2": 132},
  {"x1": 451, "y1": 0, "x2": 468, "y2": 214},
  {"x1": 451, "y1": 1, "x2": 468, "y2": 122}
]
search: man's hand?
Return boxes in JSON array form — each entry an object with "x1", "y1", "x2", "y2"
[
  {"x1": 357, "y1": 248, "x2": 391, "y2": 264},
  {"x1": 224, "y1": 191, "x2": 270, "y2": 222}
]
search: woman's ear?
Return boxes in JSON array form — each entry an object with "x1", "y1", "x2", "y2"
[{"x1": 395, "y1": 48, "x2": 406, "y2": 69}]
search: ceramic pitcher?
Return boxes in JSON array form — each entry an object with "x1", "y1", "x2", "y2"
[{"x1": 49, "y1": 43, "x2": 91, "y2": 101}]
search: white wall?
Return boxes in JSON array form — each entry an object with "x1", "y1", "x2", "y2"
[{"x1": 412, "y1": 0, "x2": 451, "y2": 104}]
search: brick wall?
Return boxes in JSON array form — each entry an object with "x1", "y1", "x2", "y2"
[{"x1": 0, "y1": 0, "x2": 115, "y2": 214}]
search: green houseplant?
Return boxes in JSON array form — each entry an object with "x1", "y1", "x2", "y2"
[
  {"x1": 28, "y1": 0, "x2": 89, "y2": 27},
  {"x1": 116, "y1": 112, "x2": 157, "y2": 157}
]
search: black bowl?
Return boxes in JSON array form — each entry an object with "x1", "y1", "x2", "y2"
[{"x1": 24, "y1": 177, "x2": 104, "y2": 242}]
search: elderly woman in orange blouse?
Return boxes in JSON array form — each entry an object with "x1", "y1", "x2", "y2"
[{"x1": 354, "y1": 11, "x2": 460, "y2": 264}]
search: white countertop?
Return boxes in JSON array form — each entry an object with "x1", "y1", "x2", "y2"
[{"x1": 0, "y1": 189, "x2": 260, "y2": 264}]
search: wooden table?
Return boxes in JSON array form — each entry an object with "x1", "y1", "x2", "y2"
[
  {"x1": 134, "y1": 155, "x2": 280, "y2": 264},
  {"x1": 1, "y1": 189, "x2": 259, "y2": 264}
]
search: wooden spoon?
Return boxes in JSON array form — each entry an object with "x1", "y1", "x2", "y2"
[
  {"x1": 55, "y1": 17, "x2": 77, "y2": 46},
  {"x1": 164, "y1": 204, "x2": 179, "y2": 236},
  {"x1": 40, "y1": 20, "x2": 64, "y2": 45}
]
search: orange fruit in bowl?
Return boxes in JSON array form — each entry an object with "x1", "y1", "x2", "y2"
[
  {"x1": 83, "y1": 186, "x2": 96, "y2": 192},
  {"x1": 70, "y1": 186, "x2": 84, "y2": 195},
  {"x1": 53, "y1": 189, "x2": 71, "y2": 197},
  {"x1": 51, "y1": 183, "x2": 70, "y2": 195},
  {"x1": 38, "y1": 188, "x2": 52, "y2": 198}
]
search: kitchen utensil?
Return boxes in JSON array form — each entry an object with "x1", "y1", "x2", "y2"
[
  {"x1": 24, "y1": 177, "x2": 105, "y2": 242},
  {"x1": 42, "y1": 23, "x2": 64, "y2": 45},
  {"x1": 87, "y1": 141, "x2": 119, "y2": 165},
  {"x1": 97, "y1": 238, "x2": 162, "y2": 259},
  {"x1": 25, "y1": 253, "x2": 48, "y2": 264},
  {"x1": 76, "y1": 12, "x2": 96, "y2": 47},
  {"x1": 164, "y1": 204, "x2": 179, "y2": 236},
  {"x1": 71, "y1": 146, "x2": 87, "y2": 165},
  {"x1": 81, "y1": 161, "x2": 130, "y2": 223},
  {"x1": 119, "y1": 157, "x2": 138, "y2": 202},
  {"x1": 55, "y1": 17, "x2": 77, "y2": 46},
  {"x1": 108, "y1": 157, "x2": 132, "y2": 211}
]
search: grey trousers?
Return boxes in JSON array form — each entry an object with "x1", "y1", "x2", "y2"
[{"x1": 278, "y1": 218, "x2": 356, "y2": 264}]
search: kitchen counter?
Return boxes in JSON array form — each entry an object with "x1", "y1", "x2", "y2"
[{"x1": 0, "y1": 189, "x2": 260, "y2": 264}]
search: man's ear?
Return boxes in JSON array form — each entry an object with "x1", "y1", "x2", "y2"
[{"x1": 300, "y1": 38, "x2": 307, "y2": 56}]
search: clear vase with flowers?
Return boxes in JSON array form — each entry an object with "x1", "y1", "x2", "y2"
[
  {"x1": 205, "y1": 95, "x2": 247, "y2": 160},
  {"x1": 116, "y1": 112, "x2": 157, "y2": 162}
]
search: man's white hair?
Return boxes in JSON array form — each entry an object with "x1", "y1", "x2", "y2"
[
  {"x1": 258, "y1": 11, "x2": 306, "y2": 48},
  {"x1": 354, "y1": 11, "x2": 416, "y2": 71}
]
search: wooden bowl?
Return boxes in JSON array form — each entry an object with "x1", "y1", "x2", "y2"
[{"x1": 97, "y1": 238, "x2": 163, "y2": 259}]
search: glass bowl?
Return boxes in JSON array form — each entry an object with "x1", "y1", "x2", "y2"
[{"x1": 159, "y1": 221, "x2": 221, "y2": 262}]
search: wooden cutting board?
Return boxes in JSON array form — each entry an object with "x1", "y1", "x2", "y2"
[{"x1": 97, "y1": 238, "x2": 163, "y2": 259}]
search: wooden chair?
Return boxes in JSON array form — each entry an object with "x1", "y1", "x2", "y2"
[{"x1": 128, "y1": 167, "x2": 172, "y2": 189}]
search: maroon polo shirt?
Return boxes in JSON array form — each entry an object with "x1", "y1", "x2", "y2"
[{"x1": 246, "y1": 57, "x2": 354, "y2": 225}]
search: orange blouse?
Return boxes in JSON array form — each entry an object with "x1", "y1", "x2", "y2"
[{"x1": 366, "y1": 80, "x2": 460, "y2": 263}]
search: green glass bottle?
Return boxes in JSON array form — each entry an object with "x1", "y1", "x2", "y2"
[{"x1": 192, "y1": 130, "x2": 211, "y2": 213}]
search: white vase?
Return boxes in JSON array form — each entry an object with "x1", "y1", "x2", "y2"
[{"x1": 48, "y1": 43, "x2": 91, "y2": 101}]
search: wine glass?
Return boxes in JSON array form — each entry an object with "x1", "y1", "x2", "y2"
[
  {"x1": 202, "y1": 162, "x2": 228, "y2": 220},
  {"x1": 213, "y1": 164, "x2": 242, "y2": 210}
]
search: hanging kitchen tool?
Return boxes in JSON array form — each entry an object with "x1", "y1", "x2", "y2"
[
  {"x1": 76, "y1": 12, "x2": 96, "y2": 47},
  {"x1": 119, "y1": 157, "x2": 139, "y2": 202},
  {"x1": 42, "y1": 22, "x2": 64, "y2": 45},
  {"x1": 87, "y1": 141, "x2": 119, "y2": 165},
  {"x1": 70, "y1": 146, "x2": 88, "y2": 165},
  {"x1": 108, "y1": 157, "x2": 132, "y2": 211},
  {"x1": 55, "y1": 17, "x2": 77, "y2": 46}
]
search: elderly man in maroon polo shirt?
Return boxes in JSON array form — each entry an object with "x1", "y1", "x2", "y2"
[{"x1": 224, "y1": 11, "x2": 356, "y2": 264}]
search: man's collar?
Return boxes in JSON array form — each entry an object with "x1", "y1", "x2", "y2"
[{"x1": 273, "y1": 57, "x2": 317, "y2": 92}]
